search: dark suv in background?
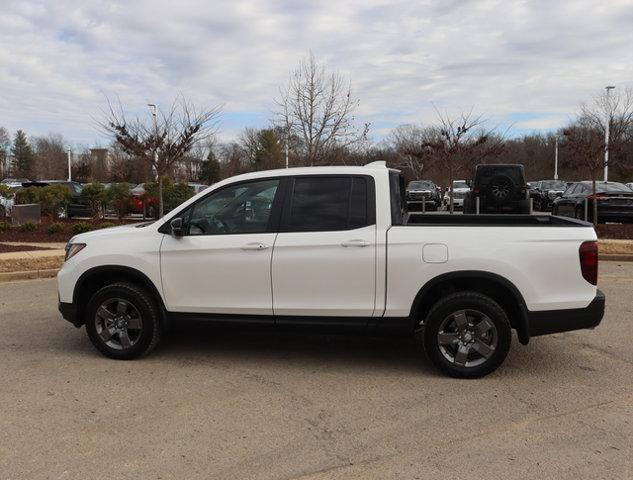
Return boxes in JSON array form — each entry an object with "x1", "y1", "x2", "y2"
[
  {"x1": 530, "y1": 180, "x2": 567, "y2": 211},
  {"x1": 464, "y1": 164, "x2": 530, "y2": 214},
  {"x1": 22, "y1": 180, "x2": 90, "y2": 218},
  {"x1": 405, "y1": 180, "x2": 441, "y2": 212}
]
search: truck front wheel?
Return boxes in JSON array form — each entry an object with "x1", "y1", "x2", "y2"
[
  {"x1": 422, "y1": 292, "x2": 511, "y2": 378},
  {"x1": 85, "y1": 282, "x2": 162, "y2": 360}
]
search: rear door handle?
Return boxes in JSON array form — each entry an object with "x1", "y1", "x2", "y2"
[
  {"x1": 341, "y1": 239, "x2": 370, "y2": 248},
  {"x1": 241, "y1": 242, "x2": 269, "y2": 251}
]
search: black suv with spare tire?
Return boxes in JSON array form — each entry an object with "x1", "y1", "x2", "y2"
[{"x1": 464, "y1": 164, "x2": 530, "y2": 214}]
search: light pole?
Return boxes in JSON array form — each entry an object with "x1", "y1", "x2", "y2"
[
  {"x1": 67, "y1": 148, "x2": 72, "y2": 181},
  {"x1": 147, "y1": 104, "x2": 158, "y2": 180},
  {"x1": 554, "y1": 137, "x2": 559, "y2": 180},
  {"x1": 604, "y1": 85, "x2": 615, "y2": 182}
]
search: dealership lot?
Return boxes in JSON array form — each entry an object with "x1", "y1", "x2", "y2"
[{"x1": 1, "y1": 263, "x2": 632, "y2": 479}]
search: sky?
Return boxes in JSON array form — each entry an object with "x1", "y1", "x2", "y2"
[{"x1": 2, "y1": 0, "x2": 633, "y2": 148}]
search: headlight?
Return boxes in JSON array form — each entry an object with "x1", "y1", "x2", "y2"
[{"x1": 65, "y1": 243, "x2": 86, "y2": 261}]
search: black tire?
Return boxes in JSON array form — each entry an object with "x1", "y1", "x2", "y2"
[
  {"x1": 422, "y1": 291, "x2": 511, "y2": 379},
  {"x1": 85, "y1": 282, "x2": 162, "y2": 360}
]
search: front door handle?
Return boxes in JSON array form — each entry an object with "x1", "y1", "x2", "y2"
[
  {"x1": 341, "y1": 239, "x2": 370, "y2": 248},
  {"x1": 241, "y1": 242, "x2": 269, "y2": 251}
]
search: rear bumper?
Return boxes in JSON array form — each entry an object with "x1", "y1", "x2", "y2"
[
  {"x1": 527, "y1": 290, "x2": 605, "y2": 337},
  {"x1": 58, "y1": 301, "x2": 82, "y2": 328}
]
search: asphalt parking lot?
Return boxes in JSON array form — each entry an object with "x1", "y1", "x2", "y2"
[{"x1": 1, "y1": 263, "x2": 632, "y2": 479}]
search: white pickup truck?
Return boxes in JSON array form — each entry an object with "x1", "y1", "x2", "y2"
[{"x1": 57, "y1": 162, "x2": 604, "y2": 378}]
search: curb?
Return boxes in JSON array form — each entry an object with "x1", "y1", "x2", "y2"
[
  {"x1": 600, "y1": 254, "x2": 633, "y2": 262},
  {"x1": 0, "y1": 268, "x2": 59, "y2": 283}
]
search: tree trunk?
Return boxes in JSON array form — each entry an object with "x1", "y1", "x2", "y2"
[
  {"x1": 591, "y1": 176, "x2": 598, "y2": 227},
  {"x1": 158, "y1": 176, "x2": 164, "y2": 218},
  {"x1": 448, "y1": 165, "x2": 454, "y2": 214}
]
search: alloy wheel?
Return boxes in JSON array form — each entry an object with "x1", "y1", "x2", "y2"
[
  {"x1": 436, "y1": 309, "x2": 498, "y2": 368},
  {"x1": 94, "y1": 298, "x2": 143, "y2": 350}
]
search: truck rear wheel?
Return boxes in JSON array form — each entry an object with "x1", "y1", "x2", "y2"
[
  {"x1": 422, "y1": 291, "x2": 511, "y2": 378},
  {"x1": 85, "y1": 282, "x2": 162, "y2": 360}
]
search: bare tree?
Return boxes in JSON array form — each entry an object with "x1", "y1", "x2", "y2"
[
  {"x1": 100, "y1": 96, "x2": 221, "y2": 216},
  {"x1": 387, "y1": 124, "x2": 437, "y2": 179},
  {"x1": 33, "y1": 134, "x2": 67, "y2": 180},
  {"x1": 560, "y1": 125, "x2": 605, "y2": 225},
  {"x1": 0, "y1": 127, "x2": 10, "y2": 178},
  {"x1": 275, "y1": 52, "x2": 366, "y2": 166},
  {"x1": 422, "y1": 109, "x2": 505, "y2": 213},
  {"x1": 562, "y1": 88, "x2": 633, "y2": 225}
]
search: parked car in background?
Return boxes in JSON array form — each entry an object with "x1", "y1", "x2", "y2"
[
  {"x1": 22, "y1": 180, "x2": 90, "y2": 218},
  {"x1": 552, "y1": 181, "x2": 633, "y2": 223},
  {"x1": 464, "y1": 164, "x2": 530, "y2": 214},
  {"x1": 188, "y1": 183, "x2": 209, "y2": 194},
  {"x1": 130, "y1": 183, "x2": 158, "y2": 217},
  {"x1": 406, "y1": 180, "x2": 441, "y2": 211},
  {"x1": 0, "y1": 185, "x2": 19, "y2": 216},
  {"x1": 530, "y1": 179, "x2": 568, "y2": 211},
  {"x1": 2, "y1": 178, "x2": 30, "y2": 186},
  {"x1": 443, "y1": 180, "x2": 470, "y2": 209}
]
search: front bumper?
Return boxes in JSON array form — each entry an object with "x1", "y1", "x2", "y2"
[
  {"x1": 527, "y1": 290, "x2": 605, "y2": 337},
  {"x1": 58, "y1": 301, "x2": 82, "y2": 328}
]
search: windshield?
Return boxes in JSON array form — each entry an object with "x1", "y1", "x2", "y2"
[
  {"x1": 453, "y1": 181, "x2": 468, "y2": 189},
  {"x1": 593, "y1": 182, "x2": 631, "y2": 193},
  {"x1": 541, "y1": 180, "x2": 567, "y2": 190},
  {"x1": 408, "y1": 181, "x2": 433, "y2": 190}
]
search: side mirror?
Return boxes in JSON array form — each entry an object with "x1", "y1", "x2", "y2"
[{"x1": 170, "y1": 217, "x2": 184, "y2": 237}]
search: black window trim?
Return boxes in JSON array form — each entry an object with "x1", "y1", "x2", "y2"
[{"x1": 278, "y1": 174, "x2": 376, "y2": 233}]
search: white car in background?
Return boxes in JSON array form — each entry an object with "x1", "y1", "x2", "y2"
[
  {"x1": 444, "y1": 180, "x2": 470, "y2": 209},
  {"x1": 0, "y1": 181, "x2": 23, "y2": 217}
]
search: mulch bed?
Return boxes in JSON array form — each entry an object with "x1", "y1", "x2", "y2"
[
  {"x1": 0, "y1": 217, "x2": 143, "y2": 243},
  {"x1": 0, "y1": 244, "x2": 55, "y2": 254},
  {"x1": 595, "y1": 224, "x2": 633, "y2": 240}
]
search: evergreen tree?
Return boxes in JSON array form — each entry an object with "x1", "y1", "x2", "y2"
[
  {"x1": 11, "y1": 130, "x2": 34, "y2": 178},
  {"x1": 198, "y1": 149, "x2": 222, "y2": 184}
]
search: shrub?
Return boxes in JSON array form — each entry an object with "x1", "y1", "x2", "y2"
[
  {"x1": 0, "y1": 184, "x2": 14, "y2": 199},
  {"x1": 72, "y1": 222, "x2": 92, "y2": 235},
  {"x1": 38, "y1": 184, "x2": 72, "y2": 218},
  {"x1": 20, "y1": 220, "x2": 37, "y2": 232},
  {"x1": 80, "y1": 183, "x2": 107, "y2": 219},
  {"x1": 47, "y1": 222, "x2": 64, "y2": 234},
  {"x1": 98, "y1": 221, "x2": 116, "y2": 229},
  {"x1": 0, "y1": 221, "x2": 10, "y2": 232},
  {"x1": 144, "y1": 178, "x2": 195, "y2": 215},
  {"x1": 14, "y1": 186, "x2": 41, "y2": 205},
  {"x1": 106, "y1": 183, "x2": 132, "y2": 219}
]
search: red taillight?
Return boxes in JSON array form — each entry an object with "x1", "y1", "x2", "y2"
[
  {"x1": 473, "y1": 187, "x2": 480, "y2": 194},
  {"x1": 587, "y1": 194, "x2": 608, "y2": 201},
  {"x1": 579, "y1": 241, "x2": 598, "y2": 285}
]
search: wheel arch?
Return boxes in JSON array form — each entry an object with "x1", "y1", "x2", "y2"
[
  {"x1": 410, "y1": 270, "x2": 530, "y2": 345},
  {"x1": 73, "y1": 265, "x2": 168, "y2": 328}
]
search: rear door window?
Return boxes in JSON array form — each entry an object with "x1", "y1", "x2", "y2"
[{"x1": 282, "y1": 176, "x2": 374, "y2": 232}]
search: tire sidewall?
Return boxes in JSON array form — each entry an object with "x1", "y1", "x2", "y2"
[
  {"x1": 422, "y1": 293, "x2": 512, "y2": 378},
  {"x1": 85, "y1": 284, "x2": 159, "y2": 359}
]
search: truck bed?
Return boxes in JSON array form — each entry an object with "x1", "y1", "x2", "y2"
[{"x1": 405, "y1": 214, "x2": 590, "y2": 227}]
